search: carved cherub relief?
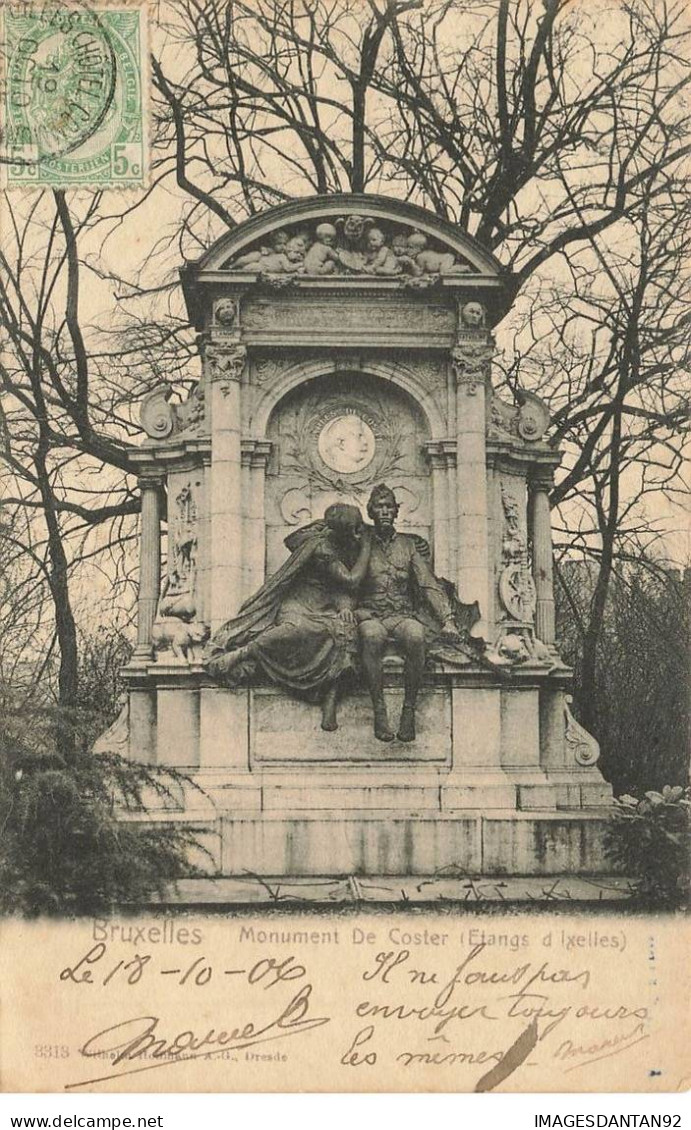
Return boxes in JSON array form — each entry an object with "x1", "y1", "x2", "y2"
[
  {"x1": 226, "y1": 217, "x2": 476, "y2": 280},
  {"x1": 405, "y1": 231, "x2": 472, "y2": 277},
  {"x1": 231, "y1": 229, "x2": 289, "y2": 270},
  {"x1": 363, "y1": 227, "x2": 401, "y2": 275},
  {"x1": 302, "y1": 223, "x2": 340, "y2": 274},
  {"x1": 231, "y1": 230, "x2": 308, "y2": 274}
]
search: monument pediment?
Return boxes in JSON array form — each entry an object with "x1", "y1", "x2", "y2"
[
  {"x1": 221, "y1": 213, "x2": 477, "y2": 279},
  {"x1": 181, "y1": 195, "x2": 512, "y2": 329},
  {"x1": 196, "y1": 195, "x2": 504, "y2": 274}
]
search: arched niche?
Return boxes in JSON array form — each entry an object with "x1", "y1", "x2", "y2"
[
  {"x1": 250, "y1": 354, "x2": 448, "y2": 440},
  {"x1": 264, "y1": 370, "x2": 432, "y2": 573}
]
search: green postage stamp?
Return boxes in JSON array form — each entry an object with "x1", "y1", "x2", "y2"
[{"x1": 1, "y1": 2, "x2": 148, "y2": 188}]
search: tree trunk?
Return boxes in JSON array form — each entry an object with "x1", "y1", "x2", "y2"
[
  {"x1": 34, "y1": 450, "x2": 79, "y2": 759},
  {"x1": 578, "y1": 412, "x2": 622, "y2": 733},
  {"x1": 351, "y1": 84, "x2": 366, "y2": 193}
]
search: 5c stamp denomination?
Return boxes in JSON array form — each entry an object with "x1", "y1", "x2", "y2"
[{"x1": 1, "y1": 1, "x2": 147, "y2": 187}]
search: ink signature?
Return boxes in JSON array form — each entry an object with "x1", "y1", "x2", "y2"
[{"x1": 65, "y1": 983, "x2": 329, "y2": 1090}]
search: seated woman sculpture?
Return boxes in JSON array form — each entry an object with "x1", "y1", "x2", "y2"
[{"x1": 205, "y1": 503, "x2": 371, "y2": 731}]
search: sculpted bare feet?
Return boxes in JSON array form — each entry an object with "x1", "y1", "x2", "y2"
[
  {"x1": 321, "y1": 706, "x2": 338, "y2": 731},
  {"x1": 397, "y1": 702, "x2": 416, "y2": 742}
]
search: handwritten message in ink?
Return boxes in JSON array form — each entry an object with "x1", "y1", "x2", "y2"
[{"x1": 2, "y1": 915, "x2": 687, "y2": 1092}]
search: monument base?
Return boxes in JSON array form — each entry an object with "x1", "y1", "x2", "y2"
[
  {"x1": 121, "y1": 808, "x2": 614, "y2": 877},
  {"x1": 109, "y1": 662, "x2": 616, "y2": 882}
]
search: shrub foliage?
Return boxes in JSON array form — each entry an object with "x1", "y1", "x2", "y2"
[
  {"x1": 0, "y1": 705, "x2": 204, "y2": 917},
  {"x1": 606, "y1": 787, "x2": 691, "y2": 906}
]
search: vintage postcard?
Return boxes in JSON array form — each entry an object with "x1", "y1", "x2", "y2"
[{"x1": 0, "y1": 0, "x2": 689, "y2": 1096}]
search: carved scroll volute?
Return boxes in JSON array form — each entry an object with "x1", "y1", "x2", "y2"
[
  {"x1": 516, "y1": 390, "x2": 550, "y2": 442},
  {"x1": 140, "y1": 386, "x2": 176, "y2": 440},
  {"x1": 564, "y1": 697, "x2": 601, "y2": 766},
  {"x1": 140, "y1": 382, "x2": 208, "y2": 440}
]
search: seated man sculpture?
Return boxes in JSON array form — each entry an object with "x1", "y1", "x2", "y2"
[
  {"x1": 205, "y1": 489, "x2": 482, "y2": 744},
  {"x1": 205, "y1": 503, "x2": 371, "y2": 731},
  {"x1": 356, "y1": 483, "x2": 475, "y2": 743}
]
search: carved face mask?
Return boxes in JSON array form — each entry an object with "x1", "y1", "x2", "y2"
[{"x1": 463, "y1": 302, "x2": 485, "y2": 327}]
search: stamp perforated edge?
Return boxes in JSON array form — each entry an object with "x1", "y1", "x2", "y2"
[{"x1": 0, "y1": 0, "x2": 151, "y2": 192}]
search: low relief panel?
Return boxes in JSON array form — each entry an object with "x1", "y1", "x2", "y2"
[
  {"x1": 489, "y1": 478, "x2": 549, "y2": 666},
  {"x1": 489, "y1": 395, "x2": 521, "y2": 439},
  {"x1": 223, "y1": 214, "x2": 475, "y2": 282},
  {"x1": 152, "y1": 474, "x2": 209, "y2": 660},
  {"x1": 280, "y1": 387, "x2": 408, "y2": 494},
  {"x1": 241, "y1": 295, "x2": 455, "y2": 337},
  {"x1": 499, "y1": 480, "x2": 536, "y2": 623}
]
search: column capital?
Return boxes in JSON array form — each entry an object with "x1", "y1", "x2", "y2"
[
  {"x1": 137, "y1": 470, "x2": 164, "y2": 491},
  {"x1": 450, "y1": 337, "x2": 495, "y2": 395},
  {"x1": 205, "y1": 342, "x2": 247, "y2": 387},
  {"x1": 241, "y1": 438, "x2": 273, "y2": 468},
  {"x1": 529, "y1": 467, "x2": 555, "y2": 493},
  {"x1": 423, "y1": 439, "x2": 457, "y2": 468}
]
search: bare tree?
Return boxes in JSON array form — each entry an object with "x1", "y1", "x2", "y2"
[
  {"x1": 0, "y1": 190, "x2": 196, "y2": 739},
  {"x1": 149, "y1": 1, "x2": 690, "y2": 264},
  {"x1": 498, "y1": 172, "x2": 690, "y2": 729}
]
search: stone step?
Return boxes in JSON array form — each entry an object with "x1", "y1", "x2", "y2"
[{"x1": 148, "y1": 872, "x2": 634, "y2": 906}]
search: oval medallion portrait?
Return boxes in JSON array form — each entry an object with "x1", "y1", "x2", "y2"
[{"x1": 317, "y1": 413, "x2": 376, "y2": 475}]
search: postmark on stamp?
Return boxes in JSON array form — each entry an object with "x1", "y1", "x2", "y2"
[{"x1": 1, "y1": 1, "x2": 147, "y2": 188}]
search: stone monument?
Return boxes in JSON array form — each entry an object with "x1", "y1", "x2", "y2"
[{"x1": 104, "y1": 194, "x2": 612, "y2": 880}]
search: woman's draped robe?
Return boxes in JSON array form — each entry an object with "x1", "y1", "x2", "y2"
[{"x1": 204, "y1": 522, "x2": 358, "y2": 698}]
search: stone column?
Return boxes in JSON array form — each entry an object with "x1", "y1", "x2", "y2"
[
  {"x1": 241, "y1": 440, "x2": 272, "y2": 601},
  {"x1": 240, "y1": 449, "x2": 251, "y2": 602},
  {"x1": 207, "y1": 342, "x2": 247, "y2": 633},
  {"x1": 451, "y1": 331, "x2": 494, "y2": 635},
  {"x1": 425, "y1": 442, "x2": 450, "y2": 579},
  {"x1": 529, "y1": 470, "x2": 556, "y2": 645},
  {"x1": 196, "y1": 458, "x2": 211, "y2": 626},
  {"x1": 133, "y1": 473, "x2": 162, "y2": 660},
  {"x1": 446, "y1": 447, "x2": 458, "y2": 582}
]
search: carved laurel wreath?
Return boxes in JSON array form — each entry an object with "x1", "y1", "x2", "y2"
[{"x1": 281, "y1": 389, "x2": 406, "y2": 493}]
